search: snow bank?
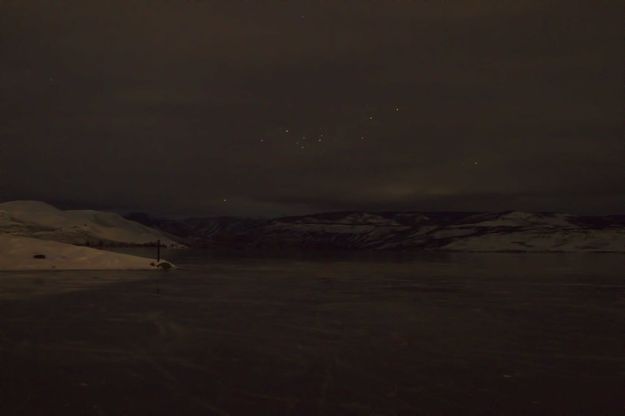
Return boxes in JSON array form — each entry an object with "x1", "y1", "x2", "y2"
[{"x1": 0, "y1": 234, "x2": 172, "y2": 271}]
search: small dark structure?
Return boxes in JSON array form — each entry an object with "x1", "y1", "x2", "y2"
[
  {"x1": 157, "y1": 262, "x2": 173, "y2": 271},
  {"x1": 33, "y1": 254, "x2": 46, "y2": 259}
]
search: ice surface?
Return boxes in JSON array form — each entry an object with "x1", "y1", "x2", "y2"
[{"x1": 0, "y1": 250, "x2": 622, "y2": 414}]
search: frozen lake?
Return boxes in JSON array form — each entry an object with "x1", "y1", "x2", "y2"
[{"x1": 0, "y1": 250, "x2": 623, "y2": 415}]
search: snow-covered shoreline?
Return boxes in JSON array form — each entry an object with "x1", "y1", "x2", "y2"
[{"x1": 0, "y1": 234, "x2": 172, "y2": 271}]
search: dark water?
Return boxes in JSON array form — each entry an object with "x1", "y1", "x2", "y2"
[{"x1": 0, "y1": 250, "x2": 623, "y2": 415}]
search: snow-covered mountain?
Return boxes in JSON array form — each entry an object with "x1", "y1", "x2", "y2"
[
  {"x1": 0, "y1": 201, "x2": 183, "y2": 247},
  {"x1": 426, "y1": 211, "x2": 625, "y2": 252},
  {"x1": 131, "y1": 210, "x2": 625, "y2": 252},
  {"x1": 258, "y1": 212, "x2": 414, "y2": 249}
]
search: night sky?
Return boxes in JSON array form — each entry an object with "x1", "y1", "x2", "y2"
[{"x1": 1, "y1": 1, "x2": 623, "y2": 216}]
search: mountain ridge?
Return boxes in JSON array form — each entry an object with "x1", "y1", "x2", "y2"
[{"x1": 125, "y1": 210, "x2": 625, "y2": 252}]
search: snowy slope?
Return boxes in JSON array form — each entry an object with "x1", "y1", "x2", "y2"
[
  {"x1": 0, "y1": 201, "x2": 182, "y2": 247},
  {"x1": 435, "y1": 212, "x2": 625, "y2": 252},
  {"x1": 457, "y1": 211, "x2": 576, "y2": 228},
  {"x1": 0, "y1": 234, "x2": 171, "y2": 271},
  {"x1": 440, "y1": 229, "x2": 625, "y2": 252}
]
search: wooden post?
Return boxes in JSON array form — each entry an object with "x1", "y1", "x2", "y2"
[{"x1": 157, "y1": 239, "x2": 161, "y2": 263}]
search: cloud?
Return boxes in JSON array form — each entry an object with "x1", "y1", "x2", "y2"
[{"x1": 1, "y1": 0, "x2": 623, "y2": 215}]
